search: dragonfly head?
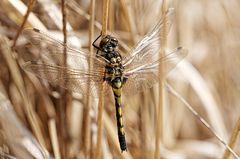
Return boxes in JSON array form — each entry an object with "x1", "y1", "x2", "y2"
[{"x1": 100, "y1": 35, "x2": 118, "y2": 52}]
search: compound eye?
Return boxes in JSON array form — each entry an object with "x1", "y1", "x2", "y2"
[
  {"x1": 100, "y1": 37, "x2": 110, "y2": 47},
  {"x1": 111, "y1": 58, "x2": 117, "y2": 63},
  {"x1": 103, "y1": 38, "x2": 109, "y2": 44},
  {"x1": 111, "y1": 38, "x2": 118, "y2": 47},
  {"x1": 112, "y1": 37, "x2": 118, "y2": 42}
]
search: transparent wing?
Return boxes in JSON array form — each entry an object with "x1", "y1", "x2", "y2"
[
  {"x1": 122, "y1": 47, "x2": 188, "y2": 96},
  {"x1": 122, "y1": 8, "x2": 175, "y2": 69},
  {"x1": 23, "y1": 62, "x2": 110, "y2": 97},
  {"x1": 23, "y1": 28, "x2": 107, "y2": 68},
  {"x1": 22, "y1": 28, "x2": 110, "y2": 97}
]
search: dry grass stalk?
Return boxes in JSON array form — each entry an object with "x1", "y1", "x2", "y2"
[
  {"x1": 166, "y1": 83, "x2": 240, "y2": 159},
  {"x1": 0, "y1": 36, "x2": 47, "y2": 150}
]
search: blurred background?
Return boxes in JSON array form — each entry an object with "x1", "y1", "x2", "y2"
[{"x1": 0, "y1": 0, "x2": 239, "y2": 159}]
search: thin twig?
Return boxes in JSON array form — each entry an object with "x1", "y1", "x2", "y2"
[
  {"x1": 165, "y1": 82, "x2": 240, "y2": 159},
  {"x1": 12, "y1": 0, "x2": 36, "y2": 48}
]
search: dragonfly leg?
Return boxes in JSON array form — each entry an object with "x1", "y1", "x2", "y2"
[{"x1": 92, "y1": 32, "x2": 102, "y2": 51}]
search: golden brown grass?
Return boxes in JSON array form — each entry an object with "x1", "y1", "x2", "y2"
[{"x1": 0, "y1": 0, "x2": 240, "y2": 159}]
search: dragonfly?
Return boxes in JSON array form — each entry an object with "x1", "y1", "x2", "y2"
[{"x1": 22, "y1": 8, "x2": 187, "y2": 152}]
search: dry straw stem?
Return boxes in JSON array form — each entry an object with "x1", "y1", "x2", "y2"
[
  {"x1": 67, "y1": 0, "x2": 129, "y2": 51},
  {"x1": 21, "y1": 63, "x2": 59, "y2": 157},
  {"x1": 38, "y1": 0, "x2": 73, "y2": 30},
  {"x1": 19, "y1": 58, "x2": 58, "y2": 158},
  {"x1": 58, "y1": 0, "x2": 68, "y2": 158},
  {"x1": 119, "y1": 0, "x2": 137, "y2": 43},
  {"x1": 21, "y1": 68, "x2": 56, "y2": 118},
  {"x1": 12, "y1": 0, "x2": 35, "y2": 48},
  {"x1": 101, "y1": 0, "x2": 110, "y2": 35},
  {"x1": 61, "y1": 0, "x2": 68, "y2": 48},
  {"x1": 103, "y1": 111, "x2": 133, "y2": 159},
  {"x1": 6, "y1": 0, "x2": 46, "y2": 30},
  {"x1": 165, "y1": 83, "x2": 240, "y2": 159},
  {"x1": 0, "y1": 36, "x2": 47, "y2": 153},
  {"x1": 49, "y1": 119, "x2": 61, "y2": 159},
  {"x1": 0, "y1": 87, "x2": 49, "y2": 159},
  {"x1": 66, "y1": 0, "x2": 102, "y2": 30},
  {"x1": 95, "y1": 85, "x2": 104, "y2": 159},
  {"x1": 95, "y1": 0, "x2": 111, "y2": 158},
  {"x1": 84, "y1": 0, "x2": 96, "y2": 157},
  {"x1": 24, "y1": 69, "x2": 60, "y2": 158},
  {"x1": 223, "y1": 117, "x2": 240, "y2": 159},
  {"x1": 155, "y1": 1, "x2": 167, "y2": 159}
]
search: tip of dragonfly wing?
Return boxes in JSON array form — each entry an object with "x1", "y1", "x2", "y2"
[
  {"x1": 177, "y1": 46, "x2": 183, "y2": 50},
  {"x1": 178, "y1": 46, "x2": 188, "y2": 57},
  {"x1": 33, "y1": 28, "x2": 40, "y2": 32}
]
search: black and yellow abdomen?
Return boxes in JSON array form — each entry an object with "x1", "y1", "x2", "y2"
[{"x1": 111, "y1": 77, "x2": 127, "y2": 151}]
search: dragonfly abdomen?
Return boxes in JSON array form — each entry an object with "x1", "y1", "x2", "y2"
[{"x1": 112, "y1": 78, "x2": 127, "y2": 152}]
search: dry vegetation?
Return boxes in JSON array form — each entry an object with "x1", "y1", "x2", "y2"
[{"x1": 0, "y1": 0, "x2": 240, "y2": 159}]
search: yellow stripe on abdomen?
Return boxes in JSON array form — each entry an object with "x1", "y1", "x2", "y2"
[{"x1": 112, "y1": 82, "x2": 127, "y2": 151}]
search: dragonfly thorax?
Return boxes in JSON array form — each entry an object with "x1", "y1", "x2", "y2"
[
  {"x1": 96, "y1": 35, "x2": 127, "y2": 86},
  {"x1": 108, "y1": 52, "x2": 122, "y2": 64},
  {"x1": 104, "y1": 64, "x2": 127, "y2": 86}
]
